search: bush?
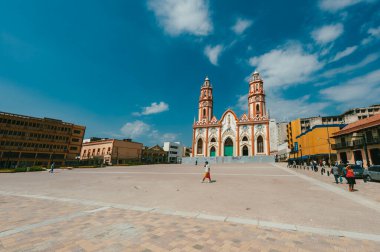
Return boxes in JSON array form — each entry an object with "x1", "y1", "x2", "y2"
[{"x1": 14, "y1": 166, "x2": 46, "y2": 172}]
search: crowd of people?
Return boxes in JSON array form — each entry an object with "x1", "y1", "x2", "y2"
[{"x1": 287, "y1": 159, "x2": 358, "y2": 192}]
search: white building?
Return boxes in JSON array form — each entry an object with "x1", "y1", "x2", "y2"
[{"x1": 163, "y1": 142, "x2": 183, "y2": 163}]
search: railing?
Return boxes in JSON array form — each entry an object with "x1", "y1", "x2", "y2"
[{"x1": 332, "y1": 137, "x2": 380, "y2": 150}]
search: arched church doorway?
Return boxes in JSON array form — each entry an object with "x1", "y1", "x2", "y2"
[
  {"x1": 242, "y1": 146, "x2": 249, "y2": 156},
  {"x1": 197, "y1": 139, "x2": 203, "y2": 154},
  {"x1": 257, "y1": 136, "x2": 264, "y2": 153},
  {"x1": 210, "y1": 146, "x2": 216, "y2": 157},
  {"x1": 224, "y1": 138, "x2": 233, "y2": 156}
]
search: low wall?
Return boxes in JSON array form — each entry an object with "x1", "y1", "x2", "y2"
[{"x1": 181, "y1": 156, "x2": 275, "y2": 165}]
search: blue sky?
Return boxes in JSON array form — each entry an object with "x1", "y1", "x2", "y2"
[{"x1": 1, "y1": 0, "x2": 380, "y2": 146}]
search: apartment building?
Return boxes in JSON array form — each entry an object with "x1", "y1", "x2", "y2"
[{"x1": 0, "y1": 111, "x2": 85, "y2": 168}]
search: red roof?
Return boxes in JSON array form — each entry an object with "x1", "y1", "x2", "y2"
[{"x1": 333, "y1": 114, "x2": 380, "y2": 137}]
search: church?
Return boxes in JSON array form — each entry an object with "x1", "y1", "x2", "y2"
[{"x1": 191, "y1": 71, "x2": 270, "y2": 157}]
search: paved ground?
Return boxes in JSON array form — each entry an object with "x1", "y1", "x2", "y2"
[{"x1": 1, "y1": 162, "x2": 380, "y2": 251}]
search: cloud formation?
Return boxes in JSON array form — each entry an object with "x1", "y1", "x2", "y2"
[
  {"x1": 231, "y1": 18, "x2": 253, "y2": 35},
  {"x1": 320, "y1": 69, "x2": 380, "y2": 108},
  {"x1": 319, "y1": 0, "x2": 374, "y2": 12},
  {"x1": 120, "y1": 120, "x2": 178, "y2": 143},
  {"x1": 361, "y1": 26, "x2": 380, "y2": 45},
  {"x1": 249, "y1": 43, "x2": 322, "y2": 88},
  {"x1": 148, "y1": 0, "x2": 212, "y2": 36},
  {"x1": 204, "y1": 44, "x2": 224, "y2": 65},
  {"x1": 322, "y1": 53, "x2": 379, "y2": 77},
  {"x1": 311, "y1": 24, "x2": 344, "y2": 44},
  {"x1": 134, "y1": 101, "x2": 169, "y2": 116},
  {"x1": 330, "y1": 45, "x2": 358, "y2": 62}
]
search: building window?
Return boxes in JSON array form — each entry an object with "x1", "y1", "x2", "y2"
[
  {"x1": 257, "y1": 136, "x2": 264, "y2": 153},
  {"x1": 256, "y1": 104, "x2": 260, "y2": 114},
  {"x1": 203, "y1": 108, "x2": 206, "y2": 118},
  {"x1": 210, "y1": 138, "x2": 216, "y2": 142},
  {"x1": 242, "y1": 136, "x2": 248, "y2": 141},
  {"x1": 72, "y1": 138, "x2": 80, "y2": 142},
  {"x1": 197, "y1": 139, "x2": 203, "y2": 154},
  {"x1": 70, "y1": 146, "x2": 78, "y2": 151},
  {"x1": 73, "y1": 130, "x2": 81, "y2": 134}
]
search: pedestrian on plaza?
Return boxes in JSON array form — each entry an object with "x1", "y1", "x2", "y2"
[
  {"x1": 49, "y1": 162, "x2": 55, "y2": 173},
  {"x1": 331, "y1": 165, "x2": 339, "y2": 184},
  {"x1": 201, "y1": 161, "x2": 212, "y2": 183},
  {"x1": 346, "y1": 165, "x2": 356, "y2": 192},
  {"x1": 356, "y1": 159, "x2": 363, "y2": 168},
  {"x1": 195, "y1": 159, "x2": 198, "y2": 166}
]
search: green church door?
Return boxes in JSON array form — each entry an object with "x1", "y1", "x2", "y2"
[
  {"x1": 224, "y1": 138, "x2": 233, "y2": 156},
  {"x1": 210, "y1": 147, "x2": 216, "y2": 157}
]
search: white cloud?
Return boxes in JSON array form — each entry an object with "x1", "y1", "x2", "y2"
[
  {"x1": 311, "y1": 24, "x2": 344, "y2": 44},
  {"x1": 320, "y1": 69, "x2": 380, "y2": 108},
  {"x1": 330, "y1": 45, "x2": 358, "y2": 62},
  {"x1": 121, "y1": 120, "x2": 151, "y2": 139},
  {"x1": 249, "y1": 43, "x2": 323, "y2": 88},
  {"x1": 134, "y1": 101, "x2": 169, "y2": 116},
  {"x1": 231, "y1": 18, "x2": 253, "y2": 35},
  {"x1": 120, "y1": 120, "x2": 178, "y2": 143},
  {"x1": 204, "y1": 44, "x2": 224, "y2": 65},
  {"x1": 148, "y1": 0, "x2": 212, "y2": 36},
  {"x1": 319, "y1": 0, "x2": 374, "y2": 11},
  {"x1": 235, "y1": 93, "x2": 329, "y2": 121},
  {"x1": 361, "y1": 26, "x2": 380, "y2": 45},
  {"x1": 322, "y1": 53, "x2": 379, "y2": 77},
  {"x1": 267, "y1": 95, "x2": 330, "y2": 121}
]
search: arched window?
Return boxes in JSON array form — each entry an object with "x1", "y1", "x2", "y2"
[
  {"x1": 242, "y1": 136, "x2": 248, "y2": 141},
  {"x1": 197, "y1": 139, "x2": 203, "y2": 154},
  {"x1": 210, "y1": 138, "x2": 216, "y2": 142},
  {"x1": 256, "y1": 104, "x2": 260, "y2": 114},
  {"x1": 257, "y1": 136, "x2": 264, "y2": 153},
  {"x1": 242, "y1": 146, "x2": 249, "y2": 156},
  {"x1": 203, "y1": 108, "x2": 206, "y2": 118}
]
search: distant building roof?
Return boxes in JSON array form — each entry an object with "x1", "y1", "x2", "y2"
[{"x1": 333, "y1": 114, "x2": 380, "y2": 137}]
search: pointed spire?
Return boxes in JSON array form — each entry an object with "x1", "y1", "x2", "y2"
[{"x1": 202, "y1": 75, "x2": 212, "y2": 88}]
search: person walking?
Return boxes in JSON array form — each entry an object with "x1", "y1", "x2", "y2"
[
  {"x1": 201, "y1": 161, "x2": 212, "y2": 183},
  {"x1": 49, "y1": 162, "x2": 55, "y2": 173},
  {"x1": 346, "y1": 165, "x2": 356, "y2": 192},
  {"x1": 331, "y1": 165, "x2": 339, "y2": 184}
]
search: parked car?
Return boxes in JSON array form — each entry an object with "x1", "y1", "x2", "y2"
[
  {"x1": 351, "y1": 165, "x2": 364, "y2": 179},
  {"x1": 364, "y1": 165, "x2": 380, "y2": 182},
  {"x1": 332, "y1": 164, "x2": 363, "y2": 178}
]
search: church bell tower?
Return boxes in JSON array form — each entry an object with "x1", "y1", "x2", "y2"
[
  {"x1": 248, "y1": 71, "x2": 266, "y2": 119},
  {"x1": 198, "y1": 77, "x2": 213, "y2": 122}
]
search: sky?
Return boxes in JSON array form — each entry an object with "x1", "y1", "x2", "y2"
[{"x1": 1, "y1": 0, "x2": 380, "y2": 146}]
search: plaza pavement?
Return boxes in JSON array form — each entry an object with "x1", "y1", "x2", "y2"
[{"x1": 1, "y1": 162, "x2": 380, "y2": 251}]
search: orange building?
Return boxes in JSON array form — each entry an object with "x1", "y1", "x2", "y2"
[
  {"x1": 332, "y1": 114, "x2": 380, "y2": 166},
  {"x1": 0, "y1": 111, "x2": 85, "y2": 168},
  {"x1": 80, "y1": 138, "x2": 142, "y2": 165}
]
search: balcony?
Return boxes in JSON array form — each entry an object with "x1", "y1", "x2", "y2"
[{"x1": 331, "y1": 138, "x2": 380, "y2": 150}]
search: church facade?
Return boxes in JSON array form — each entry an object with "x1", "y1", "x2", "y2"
[{"x1": 191, "y1": 72, "x2": 270, "y2": 157}]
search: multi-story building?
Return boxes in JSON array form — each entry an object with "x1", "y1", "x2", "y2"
[
  {"x1": 182, "y1": 147, "x2": 191, "y2": 157},
  {"x1": 142, "y1": 145, "x2": 168, "y2": 163},
  {"x1": 276, "y1": 122, "x2": 288, "y2": 145},
  {"x1": 287, "y1": 104, "x2": 380, "y2": 154},
  {"x1": 269, "y1": 119, "x2": 278, "y2": 154},
  {"x1": 0, "y1": 111, "x2": 85, "y2": 168},
  {"x1": 163, "y1": 142, "x2": 183, "y2": 163},
  {"x1": 80, "y1": 138, "x2": 142, "y2": 165},
  {"x1": 332, "y1": 114, "x2": 380, "y2": 166}
]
